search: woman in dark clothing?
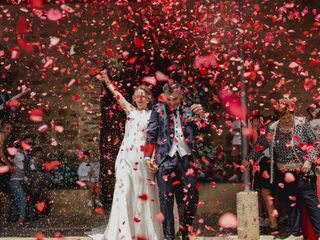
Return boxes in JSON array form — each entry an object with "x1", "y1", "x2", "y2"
[
  {"x1": 251, "y1": 115, "x2": 279, "y2": 234},
  {"x1": 243, "y1": 98, "x2": 320, "y2": 240}
]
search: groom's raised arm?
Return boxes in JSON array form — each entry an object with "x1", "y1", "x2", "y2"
[
  {"x1": 144, "y1": 104, "x2": 160, "y2": 159},
  {"x1": 189, "y1": 104, "x2": 211, "y2": 132}
]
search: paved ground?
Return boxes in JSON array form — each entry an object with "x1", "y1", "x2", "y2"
[
  {"x1": 0, "y1": 238, "x2": 92, "y2": 240},
  {"x1": 0, "y1": 215, "x2": 107, "y2": 238},
  {"x1": 0, "y1": 212, "x2": 276, "y2": 239},
  {"x1": 0, "y1": 238, "x2": 91, "y2": 240},
  {"x1": 0, "y1": 237, "x2": 275, "y2": 240},
  {"x1": 0, "y1": 213, "x2": 240, "y2": 238}
]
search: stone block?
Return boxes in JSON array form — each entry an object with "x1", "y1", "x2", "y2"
[
  {"x1": 236, "y1": 191, "x2": 259, "y2": 240},
  {"x1": 48, "y1": 189, "x2": 93, "y2": 217},
  {"x1": 197, "y1": 183, "x2": 243, "y2": 215}
]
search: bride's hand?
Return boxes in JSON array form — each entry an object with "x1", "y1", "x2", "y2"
[
  {"x1": 146, "y1": 159, "x2": 158, "y2": 173},
  {"x1": 96, "y1": 70, "x2": 111, "y2": 86}
]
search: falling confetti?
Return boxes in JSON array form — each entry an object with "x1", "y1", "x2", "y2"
[
  {"x1": 218, "y1": 212, "x2": 237, "y2": 229},
  {"x1": 47, "y1": 8, "x2": 63, "y2": 21},
  {"x1": 0, "y1": 0, "x2": 319, "y2": 237}
]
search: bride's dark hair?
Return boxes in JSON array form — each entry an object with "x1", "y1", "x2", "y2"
[{"x1": 132, "y1": 85, "x2": 154, "y2": 109}]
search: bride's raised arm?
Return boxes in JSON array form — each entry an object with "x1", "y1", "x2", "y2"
[{"x1": 97, "y1": 70, "x2": 134, "y2": 114}]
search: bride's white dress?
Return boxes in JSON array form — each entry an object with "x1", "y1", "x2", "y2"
[{"x1": 90, "y1": 108, "x2": 163, "y2": 240}]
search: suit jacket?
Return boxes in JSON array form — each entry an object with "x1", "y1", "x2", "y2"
[{"x1": 145, "y1": 103, "x2": 207, "y2": 169}]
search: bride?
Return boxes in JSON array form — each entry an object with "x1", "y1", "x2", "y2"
[{"x1": 91, "y1": 70, "x2": 163, "y2": 240}]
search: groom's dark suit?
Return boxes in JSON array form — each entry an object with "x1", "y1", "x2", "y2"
[{"x1": 145, "y1": 103, "x2": 206, "y2": 240}]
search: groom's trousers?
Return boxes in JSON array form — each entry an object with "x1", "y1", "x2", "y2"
[{"x1": 156, "y1": 154, "x2": 199, "y2": 240}]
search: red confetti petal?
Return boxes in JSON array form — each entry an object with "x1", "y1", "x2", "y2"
[
  {"x1": 140, "y1": 143, "x2": 155, "y2": 155},
  {"x1": 289, "y1": 196, "x2": 296, "y2": 201},
  {"x1": 29, "y1": 108, "x2": 43, "y2": 116},
  {"x1": 36, "y1": 202, "x2": 46, "y2": 212},
  {"x1": 255, "y1": 144, "x2": 264, "y2": 152},
  {"x1": 157, "y1": 93, "x2": 167, "y2": 102},
  {"x1": 136, "y1": 237, "x2": 148, "y2": 240},
  {"x1": 7, "y1": 147, "x2": 18, "y2": 156},
  {"x1": 21, "y1": 141, "x2": 31, "y2": 151},
  {"x1": 127, "y1": 56, "x2": 138, "y2": 64},
  {"x1": 0, "y1": 165, "x2": 10, "y2": 174},
  {"x1": 134, "y1": 37, "x2": 144, "y2": 48},
  {"x1": 60, "y1": 4, "x2": 75, "y2": 13},
  {"x1": 284, "y1": 172, "x2": 295, "y2": 183},
  {"x1": 16, "y1": 17, "x2": 27, "y2": 34},
  {"x1": 76, "y1": 180, "x2": 86, "y2": 187},
  {"x1": 219, "y1": 89, "x2": 247, "y2": 119},
  {"x1": 262, "y1": 171, "x2": 270, "y2": 179},
  {"x1": 155, "y1": 71, "x2": 169, "y2": 82},
  {"x1": 7, "y1": 99, "x2": 20, "y2": 108},
  {"x1": 43, "y1": 160, "x2": 61, "y2": 171},
  {"x1": 53, "y1": 232, "x2": 64, "y2": 238},
  {"x1": 47, "y1": 8, "x2": 62, "y2": 21},
  {"x1": 193, "y1": 53, "x2": 217, "y2": 69},
  {"x1": 138, "y1": 193, "x2": 148, "y2": 201},
  {"x1": 303, "y1": 78, "x2": 317, "y2": 91},
  {"x1": 210, "y1": 182, "x2": 216, "y2": 188},
  {"x1": 35, "y1": 233, "x2": 46, "y2": 240},
  {"x1": 94, "y1": 185, "x2": 101, "y2": 194},
  {"x1": 38, "y1": 125, "x2": 49, "y2": 132},
  {"x1": 106, "y1": 48, "x2": 114, "y2": 57},
  {"x1": 10, "y1": 48, "x2": 19, "y2": 59},
  {"x1": 218, "y1": 212, "x2": 237, "y2": 229},
  {"x1": 94, "y1": 207, "x2": 105, "y2": 215},
  {"x1": 186, "y1": 168, "x2": 195, "y2": 176},
  {"x1": 29, "y1": 108, "x2": 43, "y2": 122},
  {"x1": 142, "y1": 76, "x2": 157, "y2": 86},
  {"x1": 271, "y1": 209, "x2": 279, "y2": 218},
  {"x1": 30, "y1": 0, "x2": 43, "y2": 9},
  {"x1": 172, "y1": 180, "x2": 181, "y2": 186},
  {"x1": 54, "y1": 126, "x2": 64, "y2": 133},
  {"x1": 155, "y1": 212, "x2": 165, "y2": 222},
  {"x1": 72, "y1": 94, "x2": 80, "y2": 101}
]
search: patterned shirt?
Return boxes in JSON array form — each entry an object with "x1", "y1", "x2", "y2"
[{"x1": 274, "y1": 128, "x2": 298, "y2": 164}]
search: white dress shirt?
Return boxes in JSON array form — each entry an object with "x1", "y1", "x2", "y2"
[
  {"x1": 77, "y1": 162, "x2": 100, "y2": 182},
  {"x1": 168, "y1": 108, "x2": 192, "y2": 157}
]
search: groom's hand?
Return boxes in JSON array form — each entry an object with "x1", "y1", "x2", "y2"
[
  {"x1": 191, "y1": 104, "x2": 206, "y2": 118},
  {"x1": 146, "y1": 159, "x2": 158, "y2": 173},
  {"x1": 241, "y1": 159, "x2": 250, "y2": 168}
]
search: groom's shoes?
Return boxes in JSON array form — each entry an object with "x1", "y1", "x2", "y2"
[
  {"x1": 175, "y1": 230, "x2": 182, "y2": 240},
  {"x1": 175, "y1": 229, "x2": 190, "y2": 240}
]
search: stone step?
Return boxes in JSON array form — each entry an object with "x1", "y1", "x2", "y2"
[
  {"x1": 0, "y1": 216, "x2": 107, "y2": 238},
  {"x1": 0, "y1": 183, "x2": 244, "y2": 220},
  {"x1": 0, "y1": 238, "x2": 91, "y2": 240}
]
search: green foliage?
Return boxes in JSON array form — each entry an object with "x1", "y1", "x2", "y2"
[{"x1": 51, "y1": 154, "x2": 78, "y2": 189}]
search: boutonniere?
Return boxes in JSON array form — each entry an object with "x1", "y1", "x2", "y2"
[{"x1": 182, "y1": 109, "x2": 197, "y2": 123}]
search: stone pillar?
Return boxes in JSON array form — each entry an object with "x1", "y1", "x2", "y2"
[{"x1": 237, "y1": 191, "x2": 260, "y2": 240}]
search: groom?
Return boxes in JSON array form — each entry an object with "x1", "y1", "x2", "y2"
[{"x1": 144, "y1": 81, "x2": 208, "y2": 240}]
